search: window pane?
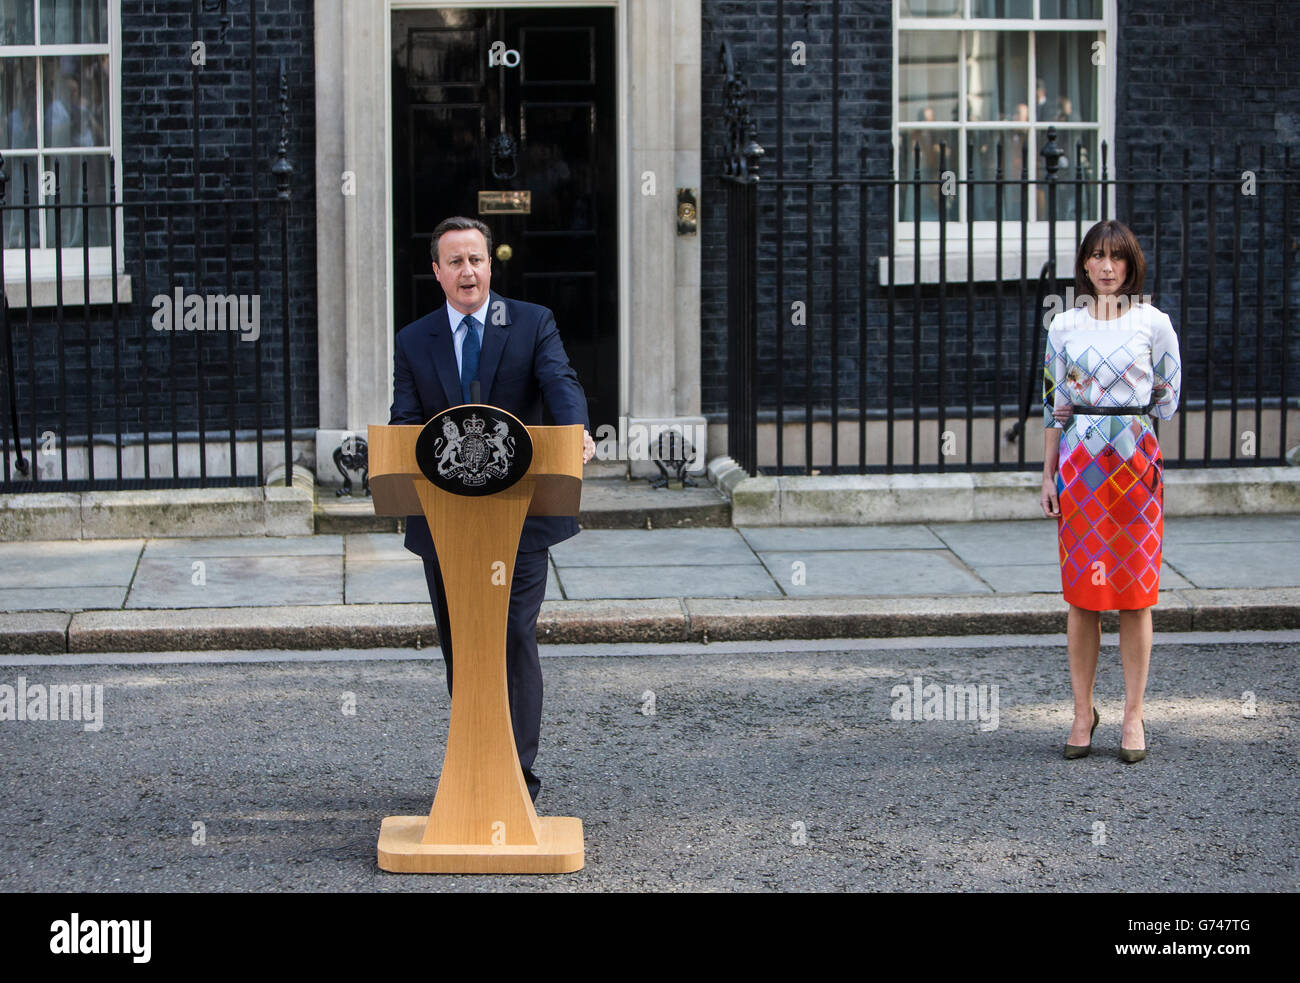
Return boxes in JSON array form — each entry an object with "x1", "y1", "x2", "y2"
[
  {"x1": 972, "y1": 0, "x2": 1032, "y2": 16},
  {"x1": 1, "y1": 56, "x2": 39, "y2": 149},
  {"x1": 39, "y1": 0, "x2": 106, "y2": 44},
  {"x1": 1, "y1": 0, "x2": 37, "y2": 44},
  {"x1": 900, "y1": 32, "x2": 960, "y2": 125},
  {"x1": 41, "y1": 54, "x2": 109, "y2": 147},
  {"x1": 899, "y1": 0, "x2": 962, "y2": 17},
  {"x1": 41, "y1": 152, "x2": 110, "y2": 246},
  {"x1": 966, "y1": 31, "x2": 1027, "y2": 122},
  {"x1": 968, "y1": 129, "x2": 1028, "y2": 220},
  {"x1": 1, "y1": 155, "x2": 39, "y2": 247},
  {"x1": 1034, "y1": 32, "x2": 1098, "y2": 123},
  {"x1": 1041, "y1": 0, "x2": 1102, "y2": 18},
  {"x1": 1036, "y1": 129, "x2": 1099, "y2": 223},
  {"x1": 899, "y1": 128, "x2": 958, "y2": 222}
]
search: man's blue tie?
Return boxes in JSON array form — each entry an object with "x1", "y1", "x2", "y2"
[{"x1": 460, "y1": 315, "x2": 480, "y2": 404}]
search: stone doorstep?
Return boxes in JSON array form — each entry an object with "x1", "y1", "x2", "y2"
[
  {"x1": 0, "y1": 475, "x2": 727, "y2": 539},
  {"x1": 3, "y1": 589, "x2": 1296, "y2": 654},
  {"x1": 315, "y1": 477, "x2": 732, "y2": 533},
  {"x1": 721, "y1": 464, "x2": 1300, "y2": 526},
  {"x1": 0, "y1": 486, "x2": 315, "y2": 541}
]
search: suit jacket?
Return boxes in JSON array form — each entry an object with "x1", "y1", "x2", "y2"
[{"x1": 388, "y1": 291, "x2": 589, "y2": 556}]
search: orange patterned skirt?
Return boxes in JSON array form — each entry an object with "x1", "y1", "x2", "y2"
[{"x1": 1055, "y1": 428, "x2": 1164, "y2": 610}]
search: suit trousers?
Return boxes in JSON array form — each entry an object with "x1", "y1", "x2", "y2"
[{"x1": 421, "y1": 547, "x2": 549, "y2": 802}]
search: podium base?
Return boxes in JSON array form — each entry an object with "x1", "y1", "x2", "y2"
[{"x1": 377, "y1": 815, "x2": 585, "y2": 874}]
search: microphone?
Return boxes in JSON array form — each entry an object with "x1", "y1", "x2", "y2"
[{"x1": 470, "y1": 381, "x2": 481, "y2": 404}]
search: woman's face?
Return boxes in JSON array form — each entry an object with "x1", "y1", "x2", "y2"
[{"x1": 1084, "y1": 244, "x2": 1127, "y2": 297}]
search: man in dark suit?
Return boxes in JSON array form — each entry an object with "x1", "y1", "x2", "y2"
[{"x1": 389, "y1": 215, "x2": 595, "y2": 802}]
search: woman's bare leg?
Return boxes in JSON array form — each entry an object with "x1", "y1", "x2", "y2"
[
  {"x1": 1067, "y1": 604, "x2": 1102, "y2": 744},
  {"x1": 1118, "y1": 607, "x2": 1152, "y2": 749}
]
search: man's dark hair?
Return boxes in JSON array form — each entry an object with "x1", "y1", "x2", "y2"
[{"x1": 430, "y1": 216, "x2": 492, "y2": 264}]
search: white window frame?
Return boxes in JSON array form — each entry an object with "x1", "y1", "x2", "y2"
[
  {"x1": 888, "y1": 0, "x2": 1116, "y2": 284},
  {"x1": 1, "y1": 0, "x2": 128, "y2": 306}
]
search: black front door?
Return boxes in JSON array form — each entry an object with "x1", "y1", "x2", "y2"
[{"x1": 392, "y1": 6, "x2": 618, "y2": 430}]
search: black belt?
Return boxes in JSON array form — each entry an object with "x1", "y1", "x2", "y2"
[{"x1": 1072, "y1": 403, "x2": 1157, "y2": 416}]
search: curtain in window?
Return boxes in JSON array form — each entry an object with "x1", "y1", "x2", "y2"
[{"x1": 41, "y1": 0, "x2": 107, "y2": 45}]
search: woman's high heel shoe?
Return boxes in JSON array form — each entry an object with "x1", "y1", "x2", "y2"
[
  {"x1": 1119, "y1": 719, "x2": 1147, "y2": 764},
  {"x1": 1063, "y1": 706, "x2": 1099, "y2": 759}
]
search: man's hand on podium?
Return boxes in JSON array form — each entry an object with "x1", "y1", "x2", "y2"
[{"x1": 582, "y1": 429, "x2": 595, "y2": 464}]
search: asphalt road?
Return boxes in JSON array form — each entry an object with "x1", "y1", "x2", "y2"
[{"x1": 1, "y1": 634, "x2": 1295, "y2": 892}]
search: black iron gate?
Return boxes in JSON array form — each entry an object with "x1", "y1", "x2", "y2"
[
  {"x1": 717, "y1": 40, "x2": 1298, "y2": 477},
  {"x1": 0, "y1": 5, "x2": 299, "y2": 493}
]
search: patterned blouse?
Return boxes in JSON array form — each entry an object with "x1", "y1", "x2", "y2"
[{"x1": 1044, "y1": 303, "x2": 1182, "y2": 461}]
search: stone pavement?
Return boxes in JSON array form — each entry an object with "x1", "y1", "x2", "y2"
[{"x1": 3, "y1": 513, "x2": 1299, "y2": 653}]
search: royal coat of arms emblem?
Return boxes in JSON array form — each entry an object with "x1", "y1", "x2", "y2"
[
  {"x1": 435, "y1": 413, "x2": 516, "y2": 486},
  {"x1": 415, "y1": 406, "x2": 534, "y2": 497}
]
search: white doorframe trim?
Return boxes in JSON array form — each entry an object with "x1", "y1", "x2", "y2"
[
  {"x1": 387, "y1": 0, "x2": 626, "y2": 416},
  {"x1": 314, "y1": 0, "x2": 701, "y2": 479}
]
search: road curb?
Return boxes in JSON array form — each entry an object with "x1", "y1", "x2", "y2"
[{"x1": 6, "y1": 589, "x2": 1300, "y2": 654}]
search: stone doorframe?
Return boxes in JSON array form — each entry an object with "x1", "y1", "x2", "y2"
[{"x1": 312, "y1": 0, "x2": 705, "y2": 484}]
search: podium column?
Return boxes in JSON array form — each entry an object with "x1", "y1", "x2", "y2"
[
  {"x1": 369, "y1": 409, "x2": 585, "y2": 874},
  {"x1": 419, "y1": 478, "x2": 541, "y2": 846}
]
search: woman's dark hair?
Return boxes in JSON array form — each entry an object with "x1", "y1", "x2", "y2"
[
  {"x1": 1075, "y1": 219, "x2": 1146, "y2": 299},
  {"x1": 430, "y1": 216, "x2": 493, "y2": 264}
]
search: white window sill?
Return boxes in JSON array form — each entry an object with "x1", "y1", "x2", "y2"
[
  {"x1": 4, "y1": 274, "x2": 134, "y2": 308},
  {"x1": 880, "y1": 234, "x2": 1085, "y2": 286}
]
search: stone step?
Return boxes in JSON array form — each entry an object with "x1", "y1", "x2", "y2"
[
  {"x1": 315, "y1": 496, "x2": 400, "y2": 534},
  {"x1": 575, "y1": 476, "x2": 731, "y2": 529},
  {"x1": 315, "y1": 474, "x2": 730, "y2": 534}
]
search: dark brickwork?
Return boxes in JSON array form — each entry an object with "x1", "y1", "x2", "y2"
[
  {"x1": 701, "y1": 0, "x2": 1300, "y2": 466},
  {"x1": 3, "y1": 1, "x2": 317, "y2": 471}
]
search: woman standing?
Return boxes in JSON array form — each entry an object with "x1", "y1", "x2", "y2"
[{"x1": 1040, "y1": 220, "x2": 1182, "y2": 763}]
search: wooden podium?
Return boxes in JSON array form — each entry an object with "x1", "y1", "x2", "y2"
[{"x1": 368, "y1": 407, "x2": 584, "y2": 874}]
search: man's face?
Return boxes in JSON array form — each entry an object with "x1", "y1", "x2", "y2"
[{"x1": 433, "y1": 228, "x2": 491, "y2": 315}]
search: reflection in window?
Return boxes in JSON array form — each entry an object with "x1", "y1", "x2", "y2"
[
  {"x1": 1036, "y1": 129, "x2": 1099, "y2": 223},
  {"x1": 968, "y1": 130, "x2": 1028, "y2": 220},
  {"x1": 898, "y1": 128, "x2": 959, "y2": 222},
  {"x1": 966, "y1": 32, "x2": 1027, "y2": 122},
  {"x1": 40, "y1": 0, "x2": 107, "y2": 44},
  {"x1": 1035, "y1": 33, "x2": 1098, "y2": 123},
  {"x1": 896, "y1": 1, "x2": 1107, "y2": 224},
  {"x1": 899, "y1": 32, "x2": 960, "y2": 124},
  {"x1": 0, "y1": 0, "x2": 113, "y2": 248},
  {"x1": 973, "y1": 0, "x2": 1033, "y2": 16},
  {"x1": 41, "y1": 55, "x2": 110, "y2": 147},
  {"x1": 900, "y1": 0, "x2": 963, "y2": 17},
  {"x1": 1040, "y1": 0, "x2": 1102, "y2": 19}
]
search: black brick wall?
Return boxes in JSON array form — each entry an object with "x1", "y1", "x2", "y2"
[
  {"x1": 4, "y1": 0, "x2": 317, "y2": 465},
  {"x1": 701, "y1": 0, "x2": 1300, "y2": 458}
]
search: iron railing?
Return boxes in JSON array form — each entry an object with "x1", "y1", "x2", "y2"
[
  {"x1": 718, "y1": 43, "x2": 1298, "y2": 477},
  {"x1": 0, "y1": 8, "x2": 297, "y2": 494}
]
